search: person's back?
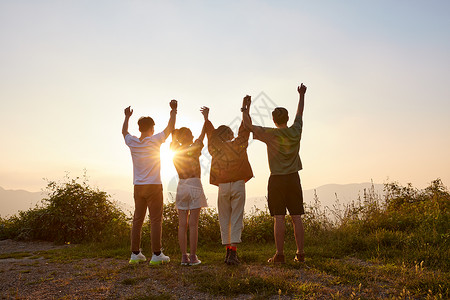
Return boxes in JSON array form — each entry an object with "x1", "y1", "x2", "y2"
[
  {"x1": 170, "y1": 122, "x2": 208, "y2": 266},
  {"x1": 252, "y1": 113, "x2": 302, "y2": 175},
  {"x1": 203, "y1": 101, "x2": 253, "y2": 265},
  {"x1": 242, "y1": 84, "x2": 307, "y2": 264},
  {"x1": 125, "y1": 131, "x2": 166, "y2": 185},
  {"x1": 122, "y1": 101, "x2": 177, "y2": 266},
  {"x1": 171, "y1": 128, "x2": 203, "y2": 180},
  {"x1": 206, "y1": 122, "x2": 253, "y2": 186}
]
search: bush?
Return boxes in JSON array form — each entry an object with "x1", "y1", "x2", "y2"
[
  {"x1": 0, "y1": 174, "x2": 130, "y2": 244},
  {"x1": 326, "y1": 179, "x2": 450, "y2": 270}
]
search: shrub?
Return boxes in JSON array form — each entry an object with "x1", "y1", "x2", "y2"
[{"x1": 0, "y1": 174, "x2": 130, "y2": 244}]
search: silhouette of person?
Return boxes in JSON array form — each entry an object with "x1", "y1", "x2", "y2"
[
  {"x1": 203, "y1": 98, "x2": 253, "y2": 265},
  {"x1": 169, "y1": 107, "x2": 209, "y2": 266},
  {"x1": 243, "y1": 84, "x2": 307, "y2": 263},
  {"x1": 122, "y1": 100, "x2": 177, "y2": 265}
]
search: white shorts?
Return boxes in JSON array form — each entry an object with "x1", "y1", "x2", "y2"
[{"x1": 175, "y1": 178, "x2": 208, "y2": 210}]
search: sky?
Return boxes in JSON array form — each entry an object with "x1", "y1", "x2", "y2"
[{"x1": 1, "y1": 0, "x2": 449, "y2": 201}]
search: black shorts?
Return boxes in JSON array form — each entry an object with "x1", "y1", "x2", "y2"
[{"x1": 267, "y1": 172, "x2": 304, "y2": 216}]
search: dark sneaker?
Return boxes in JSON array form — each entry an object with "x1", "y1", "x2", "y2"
[
  {"x1": 224, "y1": 248, "x2": 231, "y2": 264},
  {"x1": 226, "y1": 249, "x2": 239, "y2": 265},
  {"x1": 189, "y1": 254, "x2": 201, "y2": 266},
  {"x1": 268, "y1": 253, "x2": 285, "y2": 263},
  {"x1": 294, "y1": 252, "x2": 305, "y2": 263},
  {"x1": 181, "y1": 254, "x2": 190, "y2": 266}
]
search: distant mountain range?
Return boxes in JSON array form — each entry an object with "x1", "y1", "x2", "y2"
[
  {"x1": 0, "y1": 183, "x2": 385, "y2": 218},
  {"x1": 0, "y1": 187, "x2": 44, "y2": 217}
]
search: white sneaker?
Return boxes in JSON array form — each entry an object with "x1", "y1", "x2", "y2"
[
  {"x1": 129, "y1": 252, "x2": 147, "y2": 264},
  {"x1": 150, "y1": 252, "x2": 170, "y2": 265}
]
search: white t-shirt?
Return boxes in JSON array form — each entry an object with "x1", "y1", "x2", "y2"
[{"x1": 124, "y1": 132, "x2": 166, "y2": 185}]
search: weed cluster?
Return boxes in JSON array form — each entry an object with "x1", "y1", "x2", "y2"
[{"x1": 306, "y1": 179, "x2": 450, "y2": 272}]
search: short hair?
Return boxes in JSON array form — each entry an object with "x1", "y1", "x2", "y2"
[
  {"x1": 272, "y1": 107, "x2": 289, "y2": 125},
  {"x1": 138, "y1": 117, "x2": 155, "y2": 132}
]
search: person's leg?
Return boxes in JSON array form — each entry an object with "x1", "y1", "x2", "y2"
[
  {"x1": 177, "y1": 209, "x2": 189, "y2": 256},
  {"x1": 218, "y1": 183, "x2": 232, "y2": 262},
  {"x1": 188, "y1": 208, "x2": 201, "y2": 264},
  {"x1": 188, "y1": 208, "x2": 201, "y2": 256},
  {"x1": 218, "y1": 183, "x2": 232, "y2": 246},
  {"x1": 131, "y1": 185, "x2": 148, "y2": 252},
  {"x1": 229, "y1": 180, "x2": 245, "y2": 246},
  {"x1": 224, "y1": 181, "x2": 245, "y2": 265},
  {"x1": 291, "y1": 215, "x2": 305, "y2": 258},
  {"x1": 285, "y1": 173, "x2": 305, "y2": 262},
  {"x1": 274, "y1": 215, "x2": 286, "y2": 255},
  {"x1": 267, "y1": 175, "x2": 287, "y2": 263},
  {"x1": 147, "y1": 184, "x2": 163, "y2": 254}
]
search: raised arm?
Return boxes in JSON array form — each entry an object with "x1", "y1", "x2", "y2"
[
  {"x1": 197, "y1": 106, "x2": 209, "y2": 142},
  {"x1": 122, "y1": 106, "x2": 133, "y2": 138},
  {"x1": 296, "y1": 83, "x2": 307, "y2": 118},
  {"x1": 202, "y1": 106, "x2": 215, "y2": 140},
  {"x1": 163, "y1": 100, "x2": 178, "y2": 137},
  {"x1": 242, "y1": 95, "x2": 254, "y2": 131}
]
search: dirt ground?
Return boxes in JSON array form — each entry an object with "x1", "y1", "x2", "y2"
[
  {"x1": 0, "y1": 240, "x2": 301, "y2": 300},
  {"x1": 0, "y1": 239, "x2": 403, "y2": 300},
  {"x1": 0, "y1": 240, "x2": 216, "y2": 299}
]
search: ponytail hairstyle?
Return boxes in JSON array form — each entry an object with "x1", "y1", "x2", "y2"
[{"x1": 170, "y1": 127, "x2": 193, "y2": 151}]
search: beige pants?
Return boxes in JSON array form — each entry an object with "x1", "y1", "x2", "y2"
[{"x1": 218, "y1": 180, "x2": 245, "y2": 245}]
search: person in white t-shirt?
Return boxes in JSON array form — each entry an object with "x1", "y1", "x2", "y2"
[{"x1": 122, "y1": 100, "x2": 177, "y2": 265}]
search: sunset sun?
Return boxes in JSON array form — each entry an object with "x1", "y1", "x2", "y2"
[{"x1": 160, "y1": 143, "x2": 177, "y2": 179}]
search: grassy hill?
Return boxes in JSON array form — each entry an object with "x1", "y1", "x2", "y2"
[{"x1": 0, "y1": 176, "x2": 448, "y2": 299}]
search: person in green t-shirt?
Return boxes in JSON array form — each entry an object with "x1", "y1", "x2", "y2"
[{"x1": 242, "y1": 83, "x2": 307, "y2": 263}]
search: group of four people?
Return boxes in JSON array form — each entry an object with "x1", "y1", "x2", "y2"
[{"x1": 122, "y1": 83, "x2": 307, "y2": 266}]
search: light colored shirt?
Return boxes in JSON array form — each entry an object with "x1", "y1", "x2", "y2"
[
  {"x1": 252, "y1": 115, "x2": 303, "y2": 175},
  {"x1": 125, "y1": 132, "x2": 166, "y2": 185}
]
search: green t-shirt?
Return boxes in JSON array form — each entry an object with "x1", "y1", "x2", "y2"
[{"x1": 253, "y1": 115, "x2": 303, "y2": 175}]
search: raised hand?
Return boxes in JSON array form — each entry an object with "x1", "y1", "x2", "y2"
[
  {"x1": 124, "y1": 106, "x2": 133, "y2": 117},
  {"x1": 244, "y1": 95, "x2": 251, "y2": 109},
  {"x1": 200, "y1": 106, "x2": 209, "y2": 120},
  {"x1": 170, "y1": 100, "x2": 178, "y2": 110},
  {"x1": 297, "y1": 83, "x2": 307, "y2": 95}
]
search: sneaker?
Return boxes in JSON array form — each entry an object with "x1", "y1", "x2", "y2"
[
  {"x1": 150, "y1": 252, "x2": 170, "y2": 265},
  {"x1": 224, "y1": 248, "x2": 231, "y2": 264},
  {"x1": 129, "y1": 252, "x2": 147, "y2": 264},
  {"x1": 181, "y1": 254, "x2": 190, "y2": 266},
  {"x1": 189, "y1": 254, "x2": 201, "y2": 266},
  {"x1": 226, "y1": 249, "x2": 239, "y2": 266},
  {"x1": 294, "y1": 252, "x2": 305, "y2": 263},
  {"x1": 268, "y1": 253, "x2": 285, "y2": 264}
]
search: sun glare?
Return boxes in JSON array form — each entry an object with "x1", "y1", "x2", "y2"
[{"x1": 160, "y1": 143, "x2": 177, "y2": 178}]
